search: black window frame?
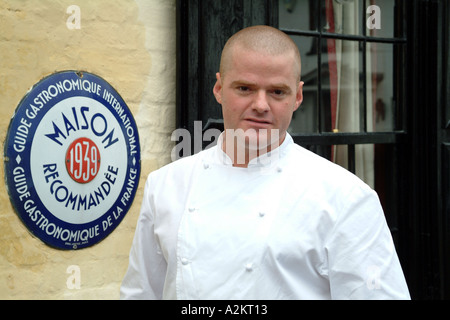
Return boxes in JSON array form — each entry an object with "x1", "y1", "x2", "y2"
[{"x1": 279, "y1": 0, "x2": 407, "y2": 172}]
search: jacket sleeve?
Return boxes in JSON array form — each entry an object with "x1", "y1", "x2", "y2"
[
  {"x1": 325, "y1": 185, "x2": 410, "y2": 300},
  {"x1": 120, "y1": 175, "x2": 167, "y2": 299}
]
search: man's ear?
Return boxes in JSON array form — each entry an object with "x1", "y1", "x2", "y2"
[
  {"x1": 293, "y1": 81, "x2": 304, "y2": 111},
  {"x1": 213, "y1": 72, "x2": 223, "y2": 104}
]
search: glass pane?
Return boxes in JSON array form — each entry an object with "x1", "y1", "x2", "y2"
[
  {"x1": 321, "y1": 38, "x2": 363, "y2": 133},
  {"x1": 279, "y1": 0, "x2": 321, "y2": 31},
  {"x1": 279, "y1": 0, "x2": 400, "y2": 38},
  {"x1": 323, "y1": 0, "x2": 365, "y2": 36},
  {"x1": 366, "y1": 42, "x2": 394, "y2": 132},
  {"x1": 366, "y1": 0, "x2": 396, "y2": 38},
  {"x1": 288, "y1": 35, "x2": 319, "y2": 134}
]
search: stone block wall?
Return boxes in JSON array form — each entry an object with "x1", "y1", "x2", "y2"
[{"x1": 0, "y1": 0, "x2": 176, "y2": 299}]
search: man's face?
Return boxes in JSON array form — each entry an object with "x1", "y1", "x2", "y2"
[{"x1": 213, "y1": 45, "x2": 303, "y2": 151}]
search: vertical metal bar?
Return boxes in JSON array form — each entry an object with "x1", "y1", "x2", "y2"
[
  {"x1": 348, "y1": 144, "x2": 356, "y2": 174},
  {"x1": 363, "y1": 0, "x2": 367, "y2": 36},
  {"x1": 362, "y1": 40, "x2": 368, "y2": 133},
  {"x1": 362, "y1": 0, "x2": 368, "y2": 133},
  {"x1": 317, "y1": 0, "x2": 323, "y2": 133}
]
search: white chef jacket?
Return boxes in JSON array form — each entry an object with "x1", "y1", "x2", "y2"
[{"x1": 120, "y1": 133, "x2": 410, "y2": 300}]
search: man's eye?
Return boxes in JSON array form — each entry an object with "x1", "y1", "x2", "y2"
[
  {"x1": 238, "y1": 86, "x2": 250, "y2": 92},
  {"x1": 272, "y1": 89, "x2": 285, "y2": 96}
]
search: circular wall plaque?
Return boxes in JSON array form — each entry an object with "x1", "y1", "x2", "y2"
[{"x1": 4, "y1": 71, "x2": 141, "y2": 250}]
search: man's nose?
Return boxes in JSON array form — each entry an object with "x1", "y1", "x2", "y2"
[{"x1": 252, "y1": 91, "x2": 270, "y2": 113}]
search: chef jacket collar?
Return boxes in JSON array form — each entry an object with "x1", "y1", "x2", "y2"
[{"x1": 213, "y1": 131, "x2": 293, "y2": 169}]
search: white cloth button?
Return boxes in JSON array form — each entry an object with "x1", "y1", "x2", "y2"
[
  {"x1": 203, "y1": 163, "x2": 209, "y2": 169},
  {"x1": 188, "y1": 206, "x2": 196, "y2": 212},
  {"x1": 259, "y1": 212, "x2": 265, "y2": 217},
  {"x1": 277, "y1": 166, "x2": 282, "y2": 173},
  {"x1": 181, "y1": 258, "x2": 189, "y2": 265},
  {"x1": 245, "y1": 263, "x2": 253, "y2": 272}
]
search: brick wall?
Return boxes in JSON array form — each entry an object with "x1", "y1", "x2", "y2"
[{"x1": 0, "y1": 0, "x2": 176, "y2": 299}]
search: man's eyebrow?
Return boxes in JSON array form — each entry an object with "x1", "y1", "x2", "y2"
[
  {"x1": 270, "y1": 83, "x2": 293, "y2": 93},
  {"x1": 230, "y1": 80, "x2": 256, "y2": 87},
  {"x1": 230, "y1": 80, "x2": 292, "y2": 91},
  {"x1": 271, "y1": 83, "x2": 291, "y2": 90}
]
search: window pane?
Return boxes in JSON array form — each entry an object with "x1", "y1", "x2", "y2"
[
  {"x1": 323, "y1": 0, "x2": 365, "y2": 36},
  {"x1": 280, "y1": 0, "x2": 378, "y2": 36},
  {"x1": 289, "y1": 37, "x2": 365, "y2": 134},
  {"x1": 288, "y1": 35, "x2": 319, "y2": 134},
  {"x1": 279, "y1": 1, "x2": 402, "y2": 43},
  {"x1": 366, "y1": 0, "x2": 396, "y2": 38},
  {"x1": 279, "y1": 0, "x2": 321, "y2": 31},
  {"x1": 367, "y1": 42, "x2": 395, "y2": 132},
  {"x1": 321, "y1": 38, "x2": 363, "y2": 133}
]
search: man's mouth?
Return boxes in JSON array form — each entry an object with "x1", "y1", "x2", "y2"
[{"x1": 244, "y1": 118, "x2": 272, "y2": 125}]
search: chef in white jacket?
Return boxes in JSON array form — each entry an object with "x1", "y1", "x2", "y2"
[{"x1": 120, "y1": 25, "x2": 410, "y2": 300}]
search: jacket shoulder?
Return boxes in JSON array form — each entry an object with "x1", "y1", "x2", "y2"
[{"x1": 146, "y1": 147, "x2": 212, "y2": 186}]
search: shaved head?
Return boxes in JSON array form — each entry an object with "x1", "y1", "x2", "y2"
[{"x1": 219, "y1": 25, "x2": 301, "y2": 82}]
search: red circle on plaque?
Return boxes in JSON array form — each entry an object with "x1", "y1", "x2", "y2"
[{"x1": 65, "y1": 137, "x2": 101, "y2": 184}]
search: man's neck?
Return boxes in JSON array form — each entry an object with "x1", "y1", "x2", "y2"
[{"x1": 221, "y1": 131, "x2": 286, "y2": 168}]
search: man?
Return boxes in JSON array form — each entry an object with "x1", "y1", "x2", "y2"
[{"x1": 120, "y1": 25, "x2": 410, "y2": 299}]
